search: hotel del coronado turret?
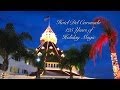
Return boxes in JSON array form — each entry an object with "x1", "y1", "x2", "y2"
[{"x1": 35, "y1": 20, "x2": 65, "y2": 71}]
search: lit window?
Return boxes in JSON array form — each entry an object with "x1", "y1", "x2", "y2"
[{"x1": 26, "y1": 61, "x2": 29, "y2": 65}]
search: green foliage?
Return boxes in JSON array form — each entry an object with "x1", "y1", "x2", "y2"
[
  {"x1": 31, "y1": 50, "x2": 48, "y2": 70},
  {"x1": 35, "y1": 59, "x2": 44, "y2": 70},
  {"x1": 0, "y1": 23, "x2": 32, "y2": 56},
  {"x1": 19, "y1": 32, "x2": 32, "y2": 41},
  {"x1": 78, "y1": 44, "x2": 91, "y2": 75},
  {"x1": 79, "y1": 44, "x2": 91, "y2": 63},
  {"x1": 59, "y1": 47, "x2": 80, "y2": 70},
  {"x1": 0, "y1": 23, "x2": 33, "y2": 70},
  {"x1": 60, "y1": 44, "x2": 91, "y2": 76}
]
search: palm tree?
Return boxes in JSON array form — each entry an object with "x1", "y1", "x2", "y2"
[
  {"x1": 35, "y1": 56, "x2": 44, "y2": 79},
  {"x1": 59, "y1": 44, "x2": 91, "y2": 79},
  {"x1": 59, "y1": 47, "x2": 80, "y2": 79},
  {"x1": 37, "y1": 50, "x2": 59, "y2": 79},
  {"x1": 16, "y1": 48, "x2": 41, "y2": 79},
  {"x1": 77, "y1": 44, "x2": 91, "y2": 76},
  {"x1": 89, "y1": 17, "x2": 120, "y2": 79},
  {"x1": 0, "y1": 23, "x2": 32, "y2": 71},
  {"x1": 27, "y1": 49, "x2": 49, "y2": 79}
]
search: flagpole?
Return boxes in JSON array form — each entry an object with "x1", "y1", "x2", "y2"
[
  {"x1": 44, "y1": 16, "x2": 50, "y2": 27},
  {"x1": 48, "y1": 17, "x2": 50, "y2": 27}
]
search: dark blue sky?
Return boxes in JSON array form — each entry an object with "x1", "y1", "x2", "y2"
[{"x1": 0, "y1": 11, "x2": 120, "y2": 79}]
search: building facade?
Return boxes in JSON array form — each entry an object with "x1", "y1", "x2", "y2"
[{"x1": 0, "y1": 55, "x2": 37, "y2": 75}]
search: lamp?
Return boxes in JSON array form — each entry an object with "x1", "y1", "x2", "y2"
[{"x1": 36, "y1": 57, "x2": 41, "y2": 62}]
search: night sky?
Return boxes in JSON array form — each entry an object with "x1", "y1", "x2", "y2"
[{"x1": 0, "y1": 11, "x2": 120, "y2": 79}]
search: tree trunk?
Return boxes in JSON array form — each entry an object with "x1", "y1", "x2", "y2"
[
  {"x1": 70, "y1": 67, "x2": 73, "y2": 79},
  {"x1": 43, "y1": 61, "x2": 46, "y2": 75},
  {"x1": 3, "y1": 56, "x2": 9, "y2": 71},
  {"x1": 36, "y1": 68, "x2": 40, "y2": 79},
  {"x1": 0, "y1": 50, "x2": 9, "y2": 71},
  {"x1": 110, "y1": 52, "x2": 120, "y2": 79},
  {"x1": 109, "y1": 40, "x2": 120, "y2": 79},
  {"x1": 116, "y1": 70, "x2": 120, "y2": 79},
  {"x1": 79, "y1": 69, "x2": 84, "y2": 79}
]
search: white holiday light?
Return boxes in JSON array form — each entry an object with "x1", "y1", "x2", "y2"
[
  {"x1": 61, "y1": 50, "x2": 63, "y2": 52},
  {"x1": 36, "y1": 48, "x2": 39, "y2": 51},
  {"x1": 61, "y1": 54, "x2": 65, "y2": 57},
  {"x1": 41, "y1": 46, "x2": 45, "y2": 49},
  {"x1": 49, "y1": 46, "x2": 53, "y2": 49},
  {"x1": 57, "y1": 48, "x2": 60, "y2": 50}
]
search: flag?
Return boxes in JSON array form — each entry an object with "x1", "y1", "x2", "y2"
[{"x1": 44, "y1": 16, "x2": 50, "y2": 21}]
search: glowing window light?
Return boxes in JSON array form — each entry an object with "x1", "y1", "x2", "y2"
[
  {"x1": 57, "y1": 48, "x2": 59, "y2": 50},
  {"x1": 26, "y1": 62, "x2": 29, "y2": 65}
]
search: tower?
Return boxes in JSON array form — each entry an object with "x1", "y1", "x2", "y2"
[{"x1": 36, "y1": 23, "x2": 64, "y2": 70}]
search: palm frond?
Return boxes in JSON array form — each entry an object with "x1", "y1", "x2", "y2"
[
  {"x1": 89, "y1": 34, "x2": 109, "y2": 60},
  {"x1": 19, "y1": 32, "x2": 32, "y2": 41},
  {"x1": 94, "y1": 17, "x2": 112, "y2": 34},
  {"x1": 92, "y1": 17, "x2": 118, "y2": 58},
  {"x1": 79, "y1": 44, "x2": 91, "y2": 61},
  {"x1": 109, "y1": 30, "x2": 117, "y2": 52}
]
